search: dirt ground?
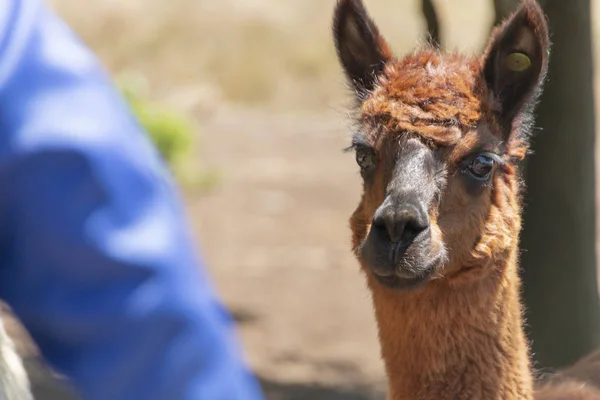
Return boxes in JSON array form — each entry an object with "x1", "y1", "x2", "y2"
[
  {"x1": 3, "y1": 0, "x2": 600, "y2": 399},
  {"x1": 187, "y1": 107, "x2": 386, "y2": 399}
]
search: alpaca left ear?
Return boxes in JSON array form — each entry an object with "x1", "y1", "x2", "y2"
[
  {"x1": 333, "y1": 0, "x2": 394, "y2": 98},
  {"x1": 482, "y1": 0, "x2": 550, "y2": 136}
]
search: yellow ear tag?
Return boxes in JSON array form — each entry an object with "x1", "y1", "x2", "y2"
[{"x1": 505, "y1": 52, "x2": 531, "y2": 72}]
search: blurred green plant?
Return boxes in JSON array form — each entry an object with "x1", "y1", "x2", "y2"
[{"x1": 116, "y1": 71, "x2": 220, "y2": 192}]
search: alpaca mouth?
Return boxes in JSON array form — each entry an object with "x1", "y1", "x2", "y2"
[
  {"x1": 370, "y1": 254, "x2": 441, "y2": 291},
  {"x1": 360, "y1": 222, "x2": 444, "y2": 289},
  {"x1": 373, "y1": 270, "x2": 433, "y2": 290}
]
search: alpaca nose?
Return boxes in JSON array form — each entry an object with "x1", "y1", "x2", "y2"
[{"x1": 372, "y1": 204, "x2": 430, "y2": 245}]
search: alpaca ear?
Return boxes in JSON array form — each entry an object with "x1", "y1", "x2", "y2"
[
  {"x1": 333, "y1": 0, "x2": 393, "y2": 97},
  {"x1": 482, "y1": 0, "x2": 550, "y2": 134}
]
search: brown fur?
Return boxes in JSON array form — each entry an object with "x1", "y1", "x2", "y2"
[
  {"x1": 536, "y1": 350, "x2": 600, "y2": 399},
  {"x1": 559, "y1": 350, "x2": 600, "y2": 390},
  {"x1": 333, "y1": 0, "x2": 600, "y2": 399},
  {"x1": 536, "y1": 382, "x2": 600, "y2": 400}
]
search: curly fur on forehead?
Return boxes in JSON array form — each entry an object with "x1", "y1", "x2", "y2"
[{"x1": 359, "y1": 48, "x2": 496, "y2": 148}]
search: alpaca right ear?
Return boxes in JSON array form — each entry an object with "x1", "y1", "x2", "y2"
[{"x1": 333, "y1": 0, "x2": 393, "y2": 97}]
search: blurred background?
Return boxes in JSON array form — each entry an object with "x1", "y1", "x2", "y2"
[{"x1": 3, "y1": 0, "x2": 600, "y2": 399}]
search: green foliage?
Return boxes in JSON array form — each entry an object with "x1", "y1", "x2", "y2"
[
  {"x1": 119, "y1": 73, "x2": 193, "y2": 166},
  {"x1": 117, "y1": 72, "x2": 220, "y2": 192}
]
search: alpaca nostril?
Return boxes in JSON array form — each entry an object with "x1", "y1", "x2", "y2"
[
  {"x1": 398, "y1": 213, "x2": 429, "y2": 245},
  {"x1": 372, "y1": 205, "x2": 429, "y2": 244},
  {"x1": 371, "y1": 212, "x2": 392, "y2": 240}
]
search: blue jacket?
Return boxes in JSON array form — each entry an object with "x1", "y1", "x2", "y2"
[{"x1": 0, "y1": 1, "x2": 265, "y2": 399}]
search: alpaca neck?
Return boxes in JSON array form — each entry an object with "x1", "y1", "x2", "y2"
[{"x1": 368, "y1": 253, "x2": 533, "y2": 400}]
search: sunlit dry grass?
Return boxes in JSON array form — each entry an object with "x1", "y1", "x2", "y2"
[{"x1": 48, "y1": 0, "x2": 496, "y2": 112}]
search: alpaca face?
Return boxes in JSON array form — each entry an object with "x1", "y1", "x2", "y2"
[
  {"x1": 333, "y1": 0, "x2": 549, "y2": 290},
  {"x1": 348, "y1": 99, "x2": 516, "y2": 290},
  {"x1": 349, "y1": 133, "x2": 444, "y2": 290}
]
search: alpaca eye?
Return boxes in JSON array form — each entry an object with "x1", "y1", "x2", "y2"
[
  {"x1": 356, "y1": 147, "x2": 376, "y2": 172},
  {"x1": 467, "y1": 154, "x2": 494, "y2": 180}
]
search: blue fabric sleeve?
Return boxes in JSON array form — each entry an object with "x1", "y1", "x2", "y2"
[{"x1": 0, "y1": 1, "x2": 265, "y2": 399}]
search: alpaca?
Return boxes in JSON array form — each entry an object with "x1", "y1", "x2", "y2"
[{"x1": 332, "y1": 0, "x2": 600, "y2": 398}]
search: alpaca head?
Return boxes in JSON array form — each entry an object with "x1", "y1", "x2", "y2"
[{"x1": 334, "y1": 0, "x2": 550, "y2": 291}]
